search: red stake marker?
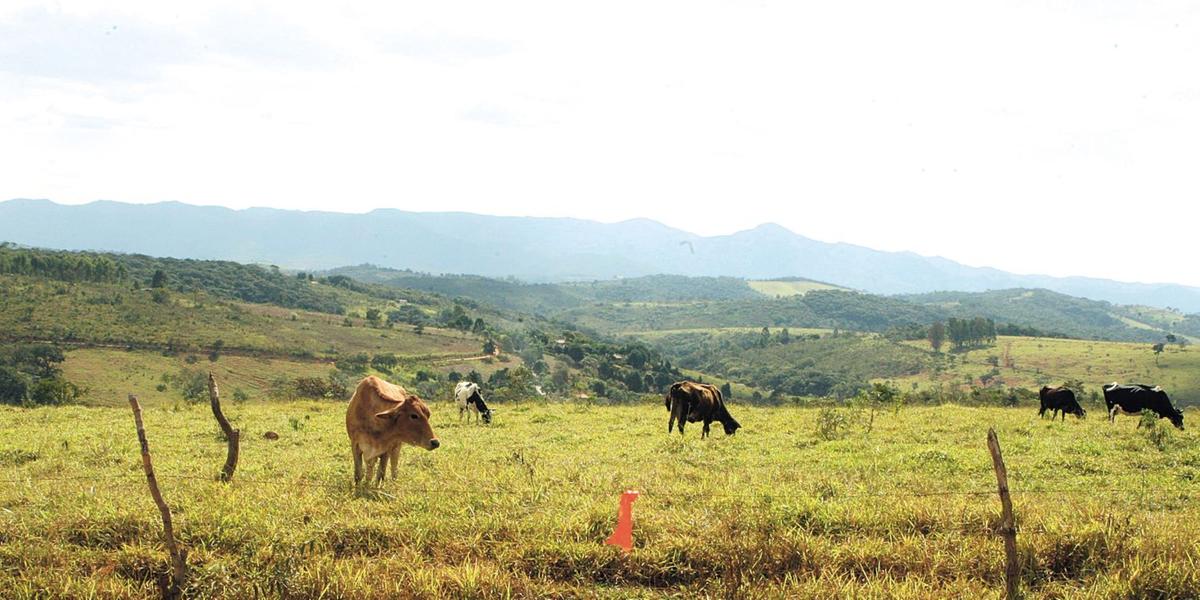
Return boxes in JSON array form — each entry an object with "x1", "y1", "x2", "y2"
[{"x1": 605, "y1": 490, "x2": 640, "y2": 553}]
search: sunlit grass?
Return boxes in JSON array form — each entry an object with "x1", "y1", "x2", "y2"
[
  {"x1": 891, "y1": 335, "x2": 1200, "y2": 404},
  {"x1": 1, "y1": 402, "x2": 1198, "y2": 598}
]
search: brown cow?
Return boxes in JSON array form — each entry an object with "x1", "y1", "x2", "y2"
[
  {"x1": 665, "y1": 381, "x2": 741, "y2": 438},
  {"x1": 346, "y1": 376, "x2": 440, "y2": 484}
]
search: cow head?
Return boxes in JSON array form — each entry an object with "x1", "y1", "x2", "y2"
[
  {"x1": 375, "y1": 394, "x2": 440, "y2": 450},
  {"x1": 472, "y1": 392, "x2": 494, "y2": 424},
  {"x1": 664, "y1": 382, "x2": 685, "y2": 411},
  {"x1": 1071, "y1": 404, "x2": 1087, "y2": 419},
  {"x1": 1167, "y1": 409, "x2": 1185, "y2": 430},
  {"x1": 722, "y1": 415, "x2": 741, "y2": 435}
]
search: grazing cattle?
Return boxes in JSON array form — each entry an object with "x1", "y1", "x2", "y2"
[
  {"x1": 345, "y1": 376, "x2": 440, "y2": 484},
  {"x1": 664, "y1": 381, "x2": 741, "y2": 438},
  {"x1": 1102, "y1": 382, "x2": 1184, "y2": 430},
  {"x1": 455, "y1": 381, "x2": 493, "y2": 424},
  {"x1": 1038, "y1": 386, "x2": 1086, "y2": 421}
]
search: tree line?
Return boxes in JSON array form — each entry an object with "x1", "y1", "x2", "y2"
[
  {"x1": 927, "y1": 317, "x2": 997, "y2": 351},
  {"x1": 0, "y1": 244, "x2": 126, "y2": 283}
]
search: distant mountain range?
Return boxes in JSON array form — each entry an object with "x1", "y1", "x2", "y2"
[{"x1": 3, "y1": 198, "x2": 1199, "y2": 313}]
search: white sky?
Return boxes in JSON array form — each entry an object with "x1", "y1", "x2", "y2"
[{"x1": 2, "y1": 1, "x2": 1198, "y2": 286}]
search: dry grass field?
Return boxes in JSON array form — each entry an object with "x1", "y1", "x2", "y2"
[{"x1": 2, "y1": 400, "x2": 1198, "y2": 598}]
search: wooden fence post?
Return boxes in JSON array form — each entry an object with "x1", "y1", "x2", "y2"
[
  {"x1": 987, "y1": 427, "x2": 1019, "y2": 599},
  {"x1": 207, "y1": 373, "x2": 240, "y2": 482},
  {"x1": 129, "y1": 394, "x2": 187, "y2": 598}
]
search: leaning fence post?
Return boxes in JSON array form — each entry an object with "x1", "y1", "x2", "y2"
[
  {"x1": 129, "y1": 394, "x2": 187, "y2": 598},
  {"x1": 987, "y1": 427, "x2": 1019, "y2": 599},
  {"x1": 207, "y1": 373, "x2": 240, "y2": 482}
]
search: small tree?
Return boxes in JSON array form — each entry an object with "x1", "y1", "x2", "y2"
[
  {"x1": 720, "y1": 382, "x2": 733, "y2": 400},
  {"x1": 928, "y1": 321, "x2": 945, "y2": 353},
  {"x1": 551, "y1": 365, "x2": 570, "y2": 390},
  {"x1": 208, "y1": 339, "x2": 225, "y2": 362},
  {"x1": 150, "y1": 269, "x2": 168, "y2": 289},
  {"x1": 854, "y1": 381, "x2": 904, "y2": 435},
  {"x1": 11, "y1": 344, "x2": 65, "y2": 377},
  {"x1": 482, "y1": 340, "x2": 497, "y2": 356},
  {"x1": 1152, "y1": 342, "x2": 1165, "y2": 364}
]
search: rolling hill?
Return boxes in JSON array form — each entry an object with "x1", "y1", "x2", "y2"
[{"x1": 333, "y1": 266, "x2": 1179, "y2": 343}]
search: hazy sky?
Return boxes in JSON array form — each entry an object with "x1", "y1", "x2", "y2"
[{"x1": 2, "y1": 1, "x2": 1198, "y2": 286}]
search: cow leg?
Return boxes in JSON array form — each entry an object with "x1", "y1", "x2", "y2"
[
  {"x1": 352, "y1": 444, "x2": 364, "y2": 485},
  {"x1": 674, "y1": 401, "x2": 688, "y2": 435},
  {"x1": 668, "y1": 401, "x2": 677, "y2": 433},
  {"x1": 374, "y1": 455, "x2": 387, "y2": 484},
  {"x1": 388, "y1": 447, "x2": 399, "y2": 480},
  {"x1": 1109, "y1": 406, "x2": 1117, "y2": 423},
  {"x1": 702, "y1": 420, "x2": 711, "y2": 439},
  {"x1": 1038, "y1": 407, "x2": 1046, "y2": 418}
]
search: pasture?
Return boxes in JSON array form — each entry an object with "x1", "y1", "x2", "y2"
[
  {"x1": 0, "y1": 274, "x2": 481, "y2": 359},
  {"x1": 893, "y1": 335, "x2": 1200, "y2": 404},
  {"x1": 2, "y1": 401, "x2": 1198, "y2": 598},
  {"x1": 57, "y1": 349, "x2": 511, "y2": 409},
  {"x1": 747, "y1": 280, "x2": 843, "y2": 297}
]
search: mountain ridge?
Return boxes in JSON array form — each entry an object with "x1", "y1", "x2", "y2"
[{"x1": 3, "y1": 198, "x2": 1198, "y2": 313}]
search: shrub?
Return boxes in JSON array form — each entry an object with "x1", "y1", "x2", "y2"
[
  {"x1": 815, "y1": 407, "x2": 851, "y2": 441},
  {"x1": 171, "y1": 369, "x2": 208, "y2": 403},
  {"x1": 27, "y1": 377, "x2": 86, "y2": 406},
  {"x1": 336, "y1": 353, "x2": 370, "y2": 374}
]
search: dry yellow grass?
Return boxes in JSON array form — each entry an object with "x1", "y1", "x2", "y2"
[{"x1": 1, "y1": 401, "x2": 1198, "y2": 598}]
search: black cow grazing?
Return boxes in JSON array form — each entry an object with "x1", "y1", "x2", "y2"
[
  {"x1": 665, "y1": 381, "x2": 741, "y2": 438},
  {"x1": 455, "y1": 381, "x2": 493, "y2": 424},
  {"x1": 1102, "y1": 382, "x2": 1184, "y2": 430},
  {"x1": 1038, "y1": 386, "x2": 1086, "y2": 421}
]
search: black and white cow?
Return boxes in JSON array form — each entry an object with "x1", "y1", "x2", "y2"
[
  {"x1": 1102, "y1": 382, "x2": 1184, "y2": 430},
  {"x1": 455, "y1": 381, "x2": 493, "y2": 424},
  {"x1": 1039, "y1": 386, "x2": 1086, "y2": 421}
]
